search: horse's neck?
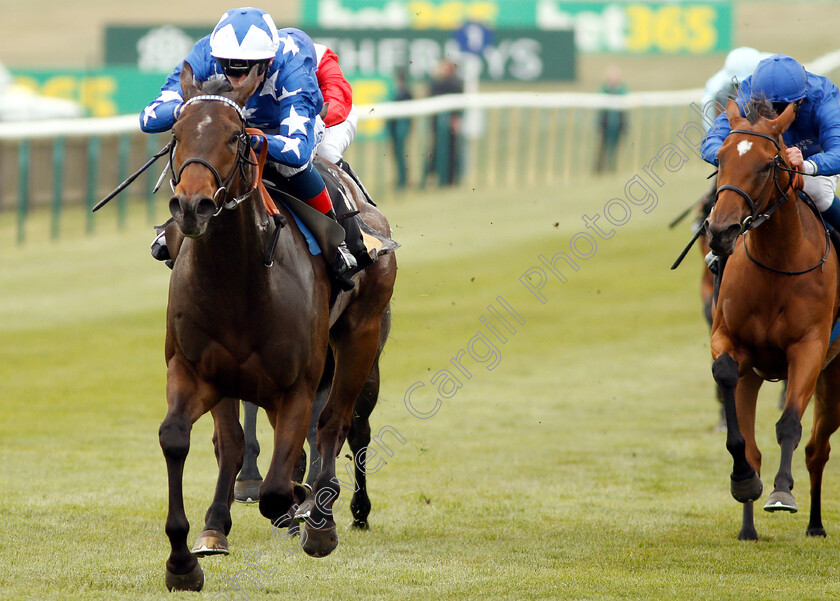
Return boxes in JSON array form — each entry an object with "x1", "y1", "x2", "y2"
[
  {"x1": 187, "y1": 203, "x2": 268, "y2": 278},
  {"x1": 746, "y1": 191, "x2": 818, "y2": 264}
]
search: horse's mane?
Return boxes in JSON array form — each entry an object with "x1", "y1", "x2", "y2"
[
  {"x1": 200, "y1": 77, "x2": 234, "y2": 96},
  {"x1": 744, "y1": 95, "x2": 778, "y2": 125}
]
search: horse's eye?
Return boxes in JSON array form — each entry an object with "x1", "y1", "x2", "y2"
[
  {"x1": 229, "y1": 134, "x2": 239, "y2": 145},
  {"x1": 759, "y1": 162, "x2": 772, "y2": 173}
]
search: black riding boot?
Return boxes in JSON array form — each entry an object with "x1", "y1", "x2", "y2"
[{"x1": 326, "y1": 209, "x2": 357, "y2": 291}]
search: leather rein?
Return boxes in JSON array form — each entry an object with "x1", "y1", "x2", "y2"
[{"x1": 717, "y1": 128, "x2": 830, "y2": 276}]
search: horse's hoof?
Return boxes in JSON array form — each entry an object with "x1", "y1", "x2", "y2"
[
  {"x1": 352, "y1": 520, "x2": 369, "y2": 530},
  {"x1": 738, "y1": 527, "x2": 758, "y2": 541},
  {"x1": 807, "y1": 526, "x2": 827, "y2": 538},
  {"x1": 235, "y1": 479, "x2": 262, "y2": 504},
  {"x1": 301, "y1": 523, "x2": 338, "y2": 557},
  {"x1": 763, "y1": 490, "x2": 798, "y2": 513},
  {"x1": 731, "y1": 473, "x2": 763, "y2": 503},
  {"x1": 165, "y1": 563, "x2": 204, "y2": 592},
  {"x1": 191, "y1": 529, "x2": 230, "y2": 556}
]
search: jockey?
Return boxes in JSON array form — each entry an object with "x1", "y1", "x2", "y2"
[
  {"x1": 140, "y1": 7, "x2": 356, "y2": 281},
  {"x1": 700, "y1": 47, "x2": 771, "y2": 131},
  {"x1": 313, "y1": 43, "x2": 374, "y2": 203},
  {"x1": 701, "y1": 54, "x2": 840, "y2": 234}
]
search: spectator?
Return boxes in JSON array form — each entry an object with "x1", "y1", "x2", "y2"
[
  {"x1": 424, "y1": 59, "x2": 463, "y2": 187},
  {"x1": 594, "y1": 65, "x2": 628, "y2": 175},
  {"x1": 388, "y1": 67, "x2": 412, "y2": 189}
]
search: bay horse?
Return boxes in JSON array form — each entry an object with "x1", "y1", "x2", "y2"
[
  {"x1": 706, "y1": 98, "x2": 840, "y2": 540},
  {"x1": 158, "y1": 62, "x2": 396, "y2": 591}
]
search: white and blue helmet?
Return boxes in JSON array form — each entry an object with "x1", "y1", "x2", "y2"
[{"x1": 209, "y1": 7, "x2": 280, "y2": 61}]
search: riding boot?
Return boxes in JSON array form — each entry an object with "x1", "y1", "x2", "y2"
[
  {"x1": 325, "y1": 209, "x2": 357, "y2": 291},
  {"x1": 337, "y1": 159, "x2": 375, "y2": 206}
]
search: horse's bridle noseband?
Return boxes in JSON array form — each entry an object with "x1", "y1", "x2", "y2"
[
  {"x1": 169, "y1": 95, "x2": 257, "y2": 216},
  {"x1": 715, "y1": 128, "x2": 830, "y2": 275}
]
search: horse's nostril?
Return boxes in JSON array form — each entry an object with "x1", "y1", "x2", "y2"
[
  {"x1": 169, "y1": 196, "x2": 184, "y2": 218},
  {"x1": 196, "y1": 197, "x2": 217, "y2": 220}
]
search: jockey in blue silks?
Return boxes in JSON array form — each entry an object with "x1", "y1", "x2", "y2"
[
  {"x1": 140, "y1": 7, "x2": 356, "y2": 278},
  {"x1": 701, "y1": 54, "x2": 840, "y2": 231}
]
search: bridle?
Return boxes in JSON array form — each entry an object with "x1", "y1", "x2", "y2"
[
  {"x1": 169, "y1": 94, "x2": 257, "y2": 216},
  {"x1": 716, "y1": 129, "x2": 792, "y2": 233},
  {"x1": 716, "y1": 128, "x2": 830, "y2": 275}
]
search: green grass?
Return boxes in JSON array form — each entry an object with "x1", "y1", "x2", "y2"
[{"x1": 3, "y1": 163, "x2": 840, "y2": 600}]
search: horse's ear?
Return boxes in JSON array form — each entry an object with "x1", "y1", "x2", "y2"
[
  {"x1": 768, "y1": 102, "x2": 796, "y2": 135},
  {"x1": 180, "y1": 61, "x2": 200, "y2": 101},
  {"x1": 231, "y1": 65, "x2": 262, "y2": 107},
  {"x1": 725, "y1": 98, "x2": 744, "y2": 125}
]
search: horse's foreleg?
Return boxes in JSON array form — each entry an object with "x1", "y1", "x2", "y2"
[
  {"x1": 805, "y1": 362, "x2": 840, "y2": 536},
  {"x1": 193, "y1": 398, "x2": 243, "y2": 556},
  {"x1": 258, "y1": 387, "x2": 312, "y2": 530},
  {"x1": 734, "y1": 370, "x2": 762, "y2": 540},
  {"x1": 712, "y1": 353, "x2": 763, "y2": 505},
  {"x1": 160, "y1": 364, "x2": 216, "y2": 591},
  {"x1": 766, "y1": 345, "x2": 823, "y2": 513},
  {"x1": 235, "y1": 401, "x2": 263, "y2": 503},
  {"x1": 299, "y1": 318, "x2": 382, "y2": 557}
]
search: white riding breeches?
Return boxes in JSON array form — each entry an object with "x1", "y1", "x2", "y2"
[
  {"x1": 316, "y1": 105, "x2": 358, "y2": 164},
  {"x1": 803, "y1": 173, "x2": 840, "y2": 211}
]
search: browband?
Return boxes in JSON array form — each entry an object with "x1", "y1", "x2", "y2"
[{"x1": 182, "y1": 95, "x2": 246, "y2": 121}]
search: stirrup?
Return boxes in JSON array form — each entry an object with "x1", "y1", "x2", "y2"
[
  {"x1": 705, "y1": 251, "x2": 720, "y2": 275},
  {"x1": 151, "y1": 229, "x2": 171, "y2": 262},
  {"x1": 333, "y1": 241, "x2": 358, "y2": 275}
]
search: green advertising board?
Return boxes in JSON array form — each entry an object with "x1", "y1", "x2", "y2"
[
  {"x1": 104, "y1": 25, "x2": 575, "y2": 82},
  {"x1": 300, "y1": 0, "x2": 733, "y2": 54},
  {"x1": 12, "y1": 67, "x2": 169, "y2": 117},
  {"x1": 306, "y1": 28, "x2": 575, "y2": 82}
]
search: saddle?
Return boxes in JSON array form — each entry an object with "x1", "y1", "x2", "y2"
[{"x1": 261, "y1": 160, "x2": 398, "y2": 275}]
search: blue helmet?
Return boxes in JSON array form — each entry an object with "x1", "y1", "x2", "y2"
[
  {"x1": 750, "y1": 54, "x2": 808, "y2": 103},
  {"x1": 209, "y1": 7, "x2": 280, "y2": 61}
]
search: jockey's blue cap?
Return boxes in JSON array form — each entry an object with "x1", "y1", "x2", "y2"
[
  {"x1": 210, "y1": 7, "x2": 280, "y2": 61},
  {"x1": 750, "y1": 54, "x2": 808, "y2": 103}
]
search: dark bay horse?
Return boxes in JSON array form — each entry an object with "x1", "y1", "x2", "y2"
[
  {"x1": 706, "y1": 98, "x2": 840, "y2": 540},
  {"x1": 158, "y1": 62, "x2": 396, "y2": 591}
]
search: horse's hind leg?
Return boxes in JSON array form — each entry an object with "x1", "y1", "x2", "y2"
[
  {"x1": 805, "y1": 362, "x2": 840, "y2": 536},
  {"x1": 193, "y1": 398, "x2": 243, "y2": 556},
  {"x1": 766, "y1": 345, "x2": 822, "y2": 513},
  {"x1": 305, "y1": 350, "x2": 335, "y2": 490},
  {"x1": 348, "y1": 307, "x2": 390, "y2": 529},
  {"x1": 347, "y1": 360, "x2": 380, "y2": 529},
  {"x1": 235, "y1": 401, "x2": 263, "y2": 503}
]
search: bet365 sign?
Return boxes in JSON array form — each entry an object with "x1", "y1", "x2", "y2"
[{"x1": 301, "y1": 0, "x2": 733, "y2": 55}]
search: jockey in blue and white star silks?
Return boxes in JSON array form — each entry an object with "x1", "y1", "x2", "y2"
[
  {"x1": 701, "y1": 54, "x2": 840, "y2": 230},
  {"x1": 140, "y1": 7, "x2": 357, "y2": 276}
]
